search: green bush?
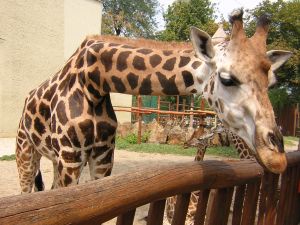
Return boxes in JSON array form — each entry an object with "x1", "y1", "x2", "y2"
[
  {"x1": 123, "y1": 132, "x2": 150, "y2": 144},
  {"x1": 0, "y1": 154, "x2": 16, "y2": 161}
]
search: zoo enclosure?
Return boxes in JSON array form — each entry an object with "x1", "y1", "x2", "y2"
[
  {"x1": 115, "y1": 95, "x2": 217, "y2": 143},
  {"x1": 0, "y1": 150, "x2": 299, "y2": 225}
]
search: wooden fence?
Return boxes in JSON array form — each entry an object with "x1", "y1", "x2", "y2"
[{"x1": 0, "y1": 151, "x2": 299, "y2": 225}]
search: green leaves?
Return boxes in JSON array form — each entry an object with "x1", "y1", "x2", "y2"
[
  {"x1": 102, "y1": 0, "x2": 159, "y2": 38},
  {"x1": 157, "y1": 0, "x2": 217, "y2": 41}
]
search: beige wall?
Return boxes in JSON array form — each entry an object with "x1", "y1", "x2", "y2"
[
  {"x1": 110, "y1": 93, "x2": 132, "y2": 123},
  {"x1": 0, "y1": 0, "x2": 64, "y2": 137},
  {"x1": 0, "y1": 0, "x2": 103, "y2": 137},
  {"x1": 64, "y1": 0, "x2": 102, "y2": 60}
]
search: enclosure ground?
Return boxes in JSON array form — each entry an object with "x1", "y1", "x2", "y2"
[
  {"x1": 0, "y1": 138, "x2": 298, "y2": 224},
  {"x1": 0, "y1": 144, "x2": 226, "y2": 225}
]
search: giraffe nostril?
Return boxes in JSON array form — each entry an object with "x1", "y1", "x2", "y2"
[
  {"x1": 268, "y1": 132, "x2": 276, "y2": 147},
  {"x1": 268, "y1": 132, "x2": 284, "y2": 153}
]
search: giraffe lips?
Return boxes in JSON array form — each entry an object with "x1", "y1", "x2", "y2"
[{"x1": 256, "y1": 148, "x2": 287, "y2": 174}]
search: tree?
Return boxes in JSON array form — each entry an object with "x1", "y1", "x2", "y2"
[
  {"x1": 245, "y1": 0, "x2": 300, "y2": 111},
  {"x1": 157, "y1": 0, "x2": 217, "y2": 41},
  {"x1": 101, "y1": 0, "x2": 160, "y2": 38}
]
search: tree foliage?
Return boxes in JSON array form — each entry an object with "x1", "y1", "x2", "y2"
[
  {"x1": 245, "y1": 0, "x2": 300, "y2": 110},
  {"x1": 101, "y1": 0, "x2": 159, "y2": 38},
  {"x1": 157, "y1": 0, "x2": 217, "y2": 41}
]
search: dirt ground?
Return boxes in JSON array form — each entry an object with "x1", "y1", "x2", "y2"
[
  {"x1": 0, "y1": 139, "x2": 298, "y2": 224},
  {"x1": 0, "y1": 146, "x2": 227, "y2": 225}
]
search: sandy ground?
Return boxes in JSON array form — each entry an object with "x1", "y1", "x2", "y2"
[
  {"x1": 0, "y1": 138, "x2": 227, "y2": 224},
  {"x1": 0, "y1": 138, "x2": 298, "y2": 224}
]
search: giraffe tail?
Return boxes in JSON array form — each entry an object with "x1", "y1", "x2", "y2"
[{"x1": 34, "y1": 169, "x2": 45, "y2": 192}]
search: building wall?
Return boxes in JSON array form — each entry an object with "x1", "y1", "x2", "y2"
[
  {"x1": 0, "y1": 0, "x2": 64, "y2": 137},
  {"x1": 64, "y1": 0, "x2": 102, "y2": 60},
  {"x1": 0, "y1": 0, "x2": 104, "y2": 137},
  {"x1": 110, "y1": 93, "x2": 132, "y2": 124}
]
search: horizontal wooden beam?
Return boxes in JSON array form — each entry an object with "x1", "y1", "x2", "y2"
[{"x1": 0, "y1": 151, "x2": 299, "y2": 225}]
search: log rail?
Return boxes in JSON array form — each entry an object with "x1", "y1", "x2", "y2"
[{"x1": 0, "y1": 151, "x2": 299, "y2": 225}]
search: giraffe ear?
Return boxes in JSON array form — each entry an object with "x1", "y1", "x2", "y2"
[
  {"x1": 190, "y1": 26, "x2": 215, "y2": 62},
  {"x1": 267, "y1": 50, "x2": 293, "y2": 71}
]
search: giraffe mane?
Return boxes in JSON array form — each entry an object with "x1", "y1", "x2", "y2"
[{"x1": 87, "y1": 35, "x2": 193, "y2": 50}]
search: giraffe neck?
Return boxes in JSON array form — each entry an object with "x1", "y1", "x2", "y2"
[
  {"x1": 194, "y1": 140, "x2": 209, "y2": 161},
  {"x1": 69, "y1": 37, "x2": 210, "y2": 99},
  {"x1": 229, "y1": 132, "x2": 253, "y2": 159}
]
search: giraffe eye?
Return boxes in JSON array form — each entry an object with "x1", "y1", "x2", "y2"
[{"x1": 218, "y1": 72, "x2": 240, "y2": 87}]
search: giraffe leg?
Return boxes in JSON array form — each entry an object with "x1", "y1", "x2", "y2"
[
  {"x1": 88, "y1": 145, "x2": 114, "y2": 180},
  {"x1": 54, "y1": 149, "x2": 87, "y2": 188},
  {"x1": 50, "y1": 161, "x2": 61, "y2": 189},
  {"x1": 16, "y1": 132, "x2": 42, "y2": 193},
  {"x1": 166, "y1": 196, "x2": 177, "y2": 223},
  {"x1": 33, "y1": 154, "x2": 44, "y2": 192}
]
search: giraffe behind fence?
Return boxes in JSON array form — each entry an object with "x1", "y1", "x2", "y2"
[
  {"x1": 16, "y1": 9, "x2": 291, "y2": 193},
  {"x1": 165, "y1": 125, "x2": 253, "y2": 224}
]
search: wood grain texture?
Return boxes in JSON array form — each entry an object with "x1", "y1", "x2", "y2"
[
  {"x1": 147, "y1": 199, "x2": 166, "y2": 225},
  {"x1": 194, "y1": 189, "x2": 210, "y2": 225},
  {"x1": 232, "y1": 185, "x2": 246, "y2": 225},
  {"x1": 171, "y1": 193, "x2": 191, "y2": 225},
  {"x1": 0, "y1": 151, "x2": 299, "y2": 225},
  {"x1": 0, "y1": 160, "x2": 263, "y2": 225},
  {"x1": 116, "y1": 209, "x2": 136, "y2": 225}
]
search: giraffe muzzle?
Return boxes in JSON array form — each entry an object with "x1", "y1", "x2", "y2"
[{"x1": 255, "y1": 129, "x2": 287, "y2": 174}]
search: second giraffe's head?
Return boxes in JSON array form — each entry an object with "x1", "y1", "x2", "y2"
[{"x1": 189, "y1": 9, "x2": 292, "y2": 173}]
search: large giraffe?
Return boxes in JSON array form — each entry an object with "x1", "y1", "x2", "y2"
[
  {"x1": 166, "y1": 125, "x2": 253, "y2": 224},
  {"x1": 16, "y1": 9, "x2": 291, "y2": 193}
]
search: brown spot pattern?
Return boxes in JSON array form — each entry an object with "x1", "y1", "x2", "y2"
[
  {"x1": 79, "y1": 119, "x2": 94, "y2": 147},
  {"x1": 162, "y1": 57, "x2": 176, "y2": 71},
  {"x1": 100, "y1": 48, "x2": 118, "y2": 72},
  {"x1": 149, "y1": 54, "x2": 162, "y2": 68},
  {"x1": 56, "y1": 101, "x2": 68, "y2": 125},
  {"x1": 68, "y1": 88, "x2": 84, "y2": 119},
  {"x1": 116, "y1": 51, "x2": 131, "y2": 72},
  {"x1": 139, "y1": 74, "x2": 152, "y2": 95},
  {"x1": 111, "y1": 76, "x2": 126, "y2": 93},
  {"x1": 179, "y1": 56, "x2": 191, "y2": 67},
  {"x1": 127, "y1": 72, "x2": 139, "y2": 90},
  {"x1": 156, "y1": 72, "x2": 179, "y2": 95},
  {"x1": 133, "y1": 56, "x2": 146, "y2": 70}
]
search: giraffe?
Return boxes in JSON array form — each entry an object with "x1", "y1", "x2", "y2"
[
  {"x1": 166, "y1": 125, "x2": 253, "y2": 224},
  {"x1": 16, "y1": 8, "x2": 291, "y2": 193}
]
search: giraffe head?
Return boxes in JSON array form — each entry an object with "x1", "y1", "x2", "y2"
[{"x1": 190, "y1": 9, "x2": 292, "y2": 173}]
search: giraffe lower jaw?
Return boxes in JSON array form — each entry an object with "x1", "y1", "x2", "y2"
[{"x1": 255, "y1": 148, "x2": 287, "y2": 174}]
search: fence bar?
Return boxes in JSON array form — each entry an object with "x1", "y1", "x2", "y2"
[
  {"x1": 264, "y1": 173, "x2": 279, "y2": 225},
  {"x1": 116, "y1": 209, "x2": 136, "y2": 225},
  {"x1": 205, "y1": 188, "x2": 234, "y2": 225},
  {"x1": 286, "y1": 166, "x2": 298, "y2": 225},
  {"x1": 147, "y1": 199, "x2": 166, "y2": 225},
  {"x1": 276, "y1": 167, "x2": 289, "y2": 225},
  {"x1": 194, "y1": 190, "x2": 210, "y2": 225},
  {"x1": 232, "y1": 185, "x2": 246, "y2": 225},
  {"x1": 292, "y1": 165, "x2": 300, "y2": 224},
  {"x1": 157, "y1": 96, "x2": 161, "y2": 124},
  {"x1": 137, "y1": 95, "x2": 142, "y2": 144},
  {"x1": 241, "y1": 179, "x2": 261, "y2": 225},
  {"x1": 171, "y1": 193, "x2": 191, "y2": 225},
  {"x1": 0, "y1": 151, "x2": 299, "y2": 225}
]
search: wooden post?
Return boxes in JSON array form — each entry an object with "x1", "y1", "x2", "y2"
[
  {"x1": 199, "y1": 98, "x2": 205, "y2": 128},
  {"x1": 182, "y1": 98, "x2": 186, "y2": 123},
  {"x1": 200, "y1": 98, "x2": 205, "y2": 110},
  {"x1": 137, "y1": 95, "x2": 142, "y2": 144},
  {"x1": 189, "y1": 95, "x2": 194, "y2": 127},
  {"x1": 157, "y1": 96, "x2": 161, "y2": 124},
  {"x1": 176, "y1": 95, "x2": 179, "y2": 121}
]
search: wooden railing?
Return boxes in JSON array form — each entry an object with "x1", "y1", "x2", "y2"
[{"x1": 0, "y1": 151, "x2": 299, "y2": 225}]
